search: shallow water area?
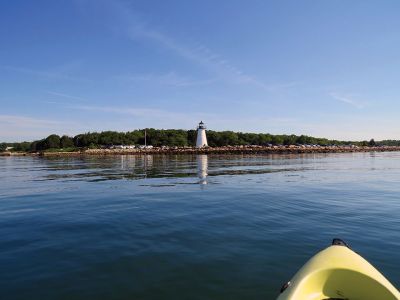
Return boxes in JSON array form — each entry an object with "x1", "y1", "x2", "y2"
[{"x1": 1, "y1": 152, "x2": 400, "y2": 299}]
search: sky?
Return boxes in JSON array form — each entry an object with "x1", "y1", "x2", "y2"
[{"x1": 1, "y1": 0, "x2": 400, "y2": 142}]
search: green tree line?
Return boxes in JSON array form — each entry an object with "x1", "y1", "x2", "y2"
[{"x1": 0, "y1": 129, "x2": 396, "y2": 152}]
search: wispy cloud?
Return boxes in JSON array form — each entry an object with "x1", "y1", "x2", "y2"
[
  {"x1": 68, "y1": 103, "x2": 300, "y2": 132},
  {"x1": 70, "y1": 104, "x2": 218, "y2": 125},
  {"x1": 72, "y1": 105, "x2": 175, "y2": 118},
  {"x1": 43, "y1": 92, "x2": 207, "y2": 121},
  {"x1": 120, "y1": 71, "x2": 217, "y2": 87},
  {"x1": 129, "y1": 28, "x2": 268, "y2": 88},
  {"x1": 0, "y1": 63, "x2": 89, "y2": 82},
  {"x1": 98, "y1": 0, "x2": 291, "y2": 91},
  {"x1": 46, "y1": 91, "x2": 89, "y2": 102},
  {"x1": 330, "y1": 93, "x2": 367, "y2": 109},
  {"x1": 0, "y1": 115, "x2": 61, "y2": 128}
]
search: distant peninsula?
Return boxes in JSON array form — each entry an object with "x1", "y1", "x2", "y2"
[{"x1": 1, "y1": 129, "x2": 400, "y2": 156}]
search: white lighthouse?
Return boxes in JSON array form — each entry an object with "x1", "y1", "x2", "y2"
[{"x1": 196, "y1": 121, "x2": 208, "y2": 148}]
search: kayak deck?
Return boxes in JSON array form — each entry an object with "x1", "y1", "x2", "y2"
[{"x1": 277, "y1": 239, "x2": 400, "y2": 300}]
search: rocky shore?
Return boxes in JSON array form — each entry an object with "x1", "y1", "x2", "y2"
[{"x1": 2, "y1": 145, "x2": 400, "y2": 157}]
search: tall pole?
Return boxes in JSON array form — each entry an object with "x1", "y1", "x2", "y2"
[{"x1": 144, "y1": 129, "x2": 147, "y2": 147}]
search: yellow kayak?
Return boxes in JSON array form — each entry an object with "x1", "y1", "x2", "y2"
[{"x1": 277, "y1": 239, "x2": 400, "y2": 300}]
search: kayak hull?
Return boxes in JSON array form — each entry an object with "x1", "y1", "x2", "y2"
[{"x1": 277, "y1": 240, "x2": 400, "y2": 300}]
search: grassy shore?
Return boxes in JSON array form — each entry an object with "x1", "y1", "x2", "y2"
[{"x1": 2, "y1": 145, "x2": 400, "y2": 157}]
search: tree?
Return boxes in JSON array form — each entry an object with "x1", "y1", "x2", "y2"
[
  {"x1": 283, "y1": 135, "x2": 297, "y2": 145},
  {"x1": 205, "y1": 130, "x2": 220, "y2": 147},
  {"x1": 368, "y1": 139, "x2": 376, "y2": 146},
  {"x1": 125, "y1": 131, "x2": 142, "y2": 145},
  {"x1": 44, "y1": 134, "x2": 61, "y2": 149},
  {"x1": 187, "y1": 130, "x2": 197, "y2": 146},
  {"x1": 30, "y1": 141, "x2": 38, "y2": 152},
  {"x1": 9, "y1": 129, "x2": 400, "y2": 150},
  {"x1": 30, "y1": 139, "x2": 46, "y2": 151},
  {"x1": 13, "y1": 142, "x2": 31, "y2": 152},
  {"x1": 60, "y1": 135, "x2": 74, "y2": 148},
  {"x1": 271, "y1": 135, "x2": 284, "y2": 145},
  {"x1": 258, "y1": 134, "x2": 272, "y2": 145},
  {"x1": 73, "y1": 132, "x2": 99, "y2": 147},
  {"x1": 218, "y1": 131, "x2": 239, "y2": 146}
]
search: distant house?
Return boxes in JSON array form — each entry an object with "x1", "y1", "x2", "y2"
[
  {"x1": 113, "y1": 145, "x2": 135, "y2": 149},
  {"x1": 5, "y1": 146, "x2": 13, "y2": 151}
]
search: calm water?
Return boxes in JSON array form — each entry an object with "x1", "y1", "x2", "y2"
[{"x1": 1, "y1": 152, "x2": 400, "y2": 299}]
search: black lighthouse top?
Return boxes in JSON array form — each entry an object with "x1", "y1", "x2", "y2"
[{"x1": 197, "y1": 121, "x2": 206, "y2": 129}]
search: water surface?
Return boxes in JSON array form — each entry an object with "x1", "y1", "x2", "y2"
[{"x1": 1, "y1": 152, "x2": 400, "y2": 299}]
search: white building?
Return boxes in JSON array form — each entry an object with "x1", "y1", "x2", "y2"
[
  {"x1": 196, "y1": 121, "x2": 208, "y2": 148},
  {"x1": 113, "y1": 145, "x2": 135, "y2": 149}
]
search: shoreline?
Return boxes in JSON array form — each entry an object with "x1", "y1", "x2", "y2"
[{"x1": 2, "y1": 145, "x2": 400, "y2": 157}]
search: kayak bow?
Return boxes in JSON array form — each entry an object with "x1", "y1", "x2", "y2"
[{"x1": 277, "y1": 239, "x2": 400, "y2": 300}]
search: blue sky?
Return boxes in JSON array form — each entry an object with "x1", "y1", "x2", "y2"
[{"x1": 1, "y1": 0, "x2": 400, "y2": 142}]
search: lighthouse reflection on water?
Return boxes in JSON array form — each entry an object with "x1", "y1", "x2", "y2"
[{"x1": 197, "y1": 154, "x2": 208, "y2": 185}]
